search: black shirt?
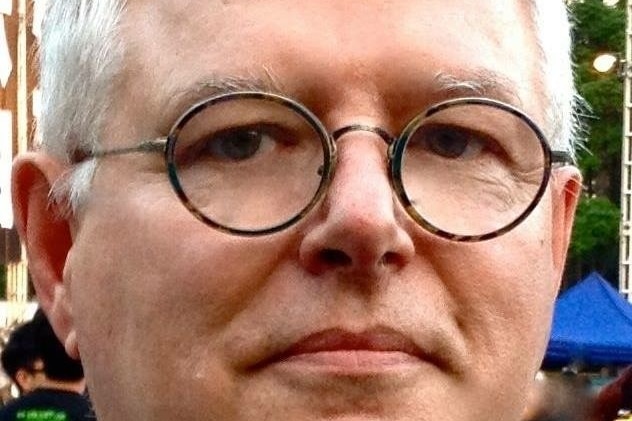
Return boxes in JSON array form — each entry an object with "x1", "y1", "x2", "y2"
[{"x1": 0, "y1": 387, "x2": 94, "y2": 420}]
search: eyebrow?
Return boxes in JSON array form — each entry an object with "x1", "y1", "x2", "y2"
[
  {"x1": 161, "y1": 73, "x2": 286, "y2": 129},
  {"x1": 159, "y1": 68, "x2": 526, "y2": 131},
  {"x1": 434, "y1": 69, "x2": 524, "y2": 108}
]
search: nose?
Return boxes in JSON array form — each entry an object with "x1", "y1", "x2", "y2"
[{"x1": 298, "y1": 129, "x2": 415, "y2": 276}]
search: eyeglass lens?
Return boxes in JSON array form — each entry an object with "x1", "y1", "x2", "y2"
[
  {"x1": 168, "y1": 94, "x2": 547, "y2": 237},
  {"x1": 170, "y1": 97, "x2": 327, "y2": 232},
  {"x1": 399, "y1": 102, "x2": 546, "y2": 237}
]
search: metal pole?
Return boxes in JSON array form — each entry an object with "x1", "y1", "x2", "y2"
[{"x1": 619, "y1": 0, "x2": 632, "y2": 300}]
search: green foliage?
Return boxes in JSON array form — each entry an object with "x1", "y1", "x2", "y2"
[
  {"x1": 571, "y1": 0, "x2": 625, "y2": 201},
  {"x1": 571, "y1": 0, "x2": 625, "y2": 56},
  {"x1": 568, "y1": 196, "x2": 620, "y2": 284},
  {"x1": 570, "y1": 197, "x2": 620, "y2": 259},
  {"x1": 567, "y1": 197, "x2": 619, "y2": 284},
  {"x1": 564, "y1": 0, "x2": 626, "y2": 285}
]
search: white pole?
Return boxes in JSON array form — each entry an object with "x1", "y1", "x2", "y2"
[{"x1": 619, "y1": 0, "x2": 632, "y2": 300}]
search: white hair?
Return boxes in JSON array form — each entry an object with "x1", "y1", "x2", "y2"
[
  {"x1": 39, "y1": 0, "x2": 582, "y2": 212},
  {"x1": 531, "y1": 0, "x2": 587, "y2": 158},
  {"x1": 40, "y1": 0, "x2": 126, "y2": 211}
]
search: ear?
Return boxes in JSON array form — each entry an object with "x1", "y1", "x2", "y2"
[
  {"x1": 11, "y1": 152, "x2": 79, "y2": 359},
  {"x1": 14, "y1": 369, "x2": 30, "y2": 392},
  {"x1": 550, "y1": 165, "x2": 582, "y2": 283}
]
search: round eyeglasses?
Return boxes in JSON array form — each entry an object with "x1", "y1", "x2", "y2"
[{"x1": 86, "y1": 91, "x2": 572, "y2": 241}]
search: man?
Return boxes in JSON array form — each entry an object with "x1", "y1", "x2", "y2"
[
  {"x1": 1, "y1": 314, "x2": 43, "y2": 396},
  {"x1": 0, "y1": 311, "x2": 92, "y2": 420},
  {"x1": 11, "y1": 1, "x2": 582, "y2": 420}
]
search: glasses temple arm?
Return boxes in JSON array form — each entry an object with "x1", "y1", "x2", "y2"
[
  {"x1": 551, "y1": 150, "x2": 573, "y2": 166},
  {"x1": 84, "y1": 137, "x2": 168, "y2": 159}
]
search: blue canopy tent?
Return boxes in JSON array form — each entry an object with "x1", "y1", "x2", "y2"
[{"x1": 544, "y1": 272, "x2": 632, "y2": 366}]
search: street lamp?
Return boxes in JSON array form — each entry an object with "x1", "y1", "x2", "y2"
[
  {"x1": 592, "y1": 53, "x2": 632, "y2": 79},
  {"x1": 594, "y1": 53, "x2": 620, "y2": 73}
]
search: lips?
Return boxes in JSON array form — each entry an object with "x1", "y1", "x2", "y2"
[
  {"x1": 258, "y1": 326, "x2": 431, "y2": 371},
  {"x1": 285, "y1": 327, "x2": 422, "y2": 356}
]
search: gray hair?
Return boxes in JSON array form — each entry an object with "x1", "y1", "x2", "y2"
[
  {"x1": 39, "y1": 0, "x2": 582, "y2": 212},
  {"x1": 40, "y1": 0, "x2": 125, "y2": 209},
  {"x1": 531, "y1": 0, "x2": 586, "y2": 157}
]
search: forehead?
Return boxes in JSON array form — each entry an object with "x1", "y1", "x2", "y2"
[
  {"x1": 118, "y1": 0, "x2": 541, "y2": 134},
  {"x1": 132, "y1": 0, "x2": 534, "y2": 36}
]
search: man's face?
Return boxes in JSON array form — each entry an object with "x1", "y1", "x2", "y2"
[{"x1": 51, "y1": 1, "x2": 577, "y2": 420}]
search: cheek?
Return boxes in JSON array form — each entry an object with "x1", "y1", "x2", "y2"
[
  {"x1": 71, "y1": 162, "x2": 294, "y2": 323},
  {"x1": 66, "y1": 174, "x2": 298, "y2": 418},
  {"x1": 433, "y1": 200, "x2": 557, "y2": 400},
  {"x1": 70, "y1": 206, "x2": 291, "y2": 333}
]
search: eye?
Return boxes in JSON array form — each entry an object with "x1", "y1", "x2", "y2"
[
  {"x1": 176, "y1": 123, "x2": 289, "y2": 166},
  {"x1": 412, "y1": 125, "x2": 485, "y2": 159},
  {"x1": 204, "y1": 127, "x2": 268, "y2": 161}
]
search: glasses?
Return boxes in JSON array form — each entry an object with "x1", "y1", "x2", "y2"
[{"x1": 86, "y1": 91, "x2": 572, "y2": 241}]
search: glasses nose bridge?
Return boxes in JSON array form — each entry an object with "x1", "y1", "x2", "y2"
[{"x1": 331, "y1": 124, "x2": 396, "y2": 145}]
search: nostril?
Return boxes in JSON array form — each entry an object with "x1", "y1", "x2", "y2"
[
  {"x1": 319, "y1": 248, "x2": 352, "y2": 266},
  {"x1": 380, "y1": 251, "x2": 399, "y2": 266}
]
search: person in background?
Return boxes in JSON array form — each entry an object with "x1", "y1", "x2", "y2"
[
  {"x1": 0, "y1": 310, "x2": 93, "y2": 420},
  {"x1": 1, "y1": 315, "x2": 44, "y2": 396},
  {"x1": 11, "y1": 1, "x2": 583, "y2": 420},
  {"x1": 591, "y1": 366, "x2": 632, "y2": 421}
]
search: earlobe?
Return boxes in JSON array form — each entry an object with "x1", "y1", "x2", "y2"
[
  {"x1": 551, "y1": 166, "x2": 583, "y2": 281},
  {"x1": 11, "y1": 152, "x2": 78, "y2": 356},
  {"x1": 52, "y1": 283, "x2": 80, "y2": 360}
]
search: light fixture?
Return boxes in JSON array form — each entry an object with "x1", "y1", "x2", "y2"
[{"x1": 593, "y1": 53, "x2": 619, "y2": 73}]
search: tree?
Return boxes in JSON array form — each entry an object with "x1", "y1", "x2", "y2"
[
  {"x1": 567, "y1": 197, "x2": 620, "y2": 285},
  {"x1": 565, "y1": 0, "x2": 625, "y2": 288}
]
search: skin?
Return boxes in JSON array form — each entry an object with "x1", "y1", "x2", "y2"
[
  {"x1": 12, "y1": 1, "x2": 582, "y2": 420},
  {"x1": 14, "y1": 360, "x2": 45, "y2": 394}
]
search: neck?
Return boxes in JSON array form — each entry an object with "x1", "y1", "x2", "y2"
[{"x1": 36, "y1": 378, "x2": 86, "y2": 394}]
